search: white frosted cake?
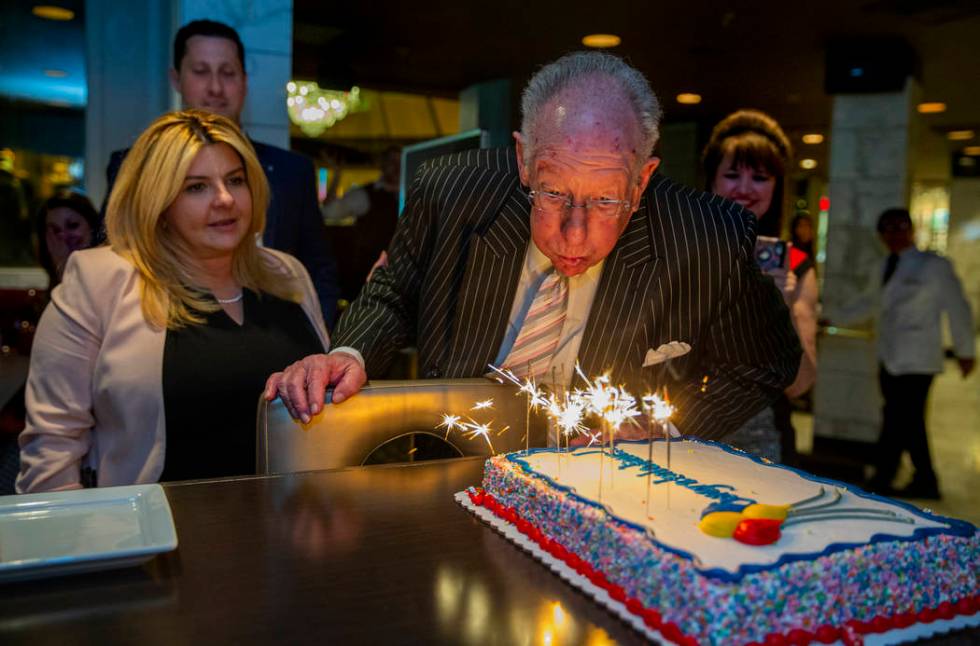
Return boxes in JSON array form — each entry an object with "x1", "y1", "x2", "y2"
[{"x1": 457, "y1": 438, "x2": 979, "y2": 645}]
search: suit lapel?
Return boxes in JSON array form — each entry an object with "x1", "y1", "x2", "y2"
[
  {"x1": 577, "y1": 194, "x2": 662, "y2": 382},
  {"x1": 444, "y1": 178, "x2": 530, "y2": 376}
]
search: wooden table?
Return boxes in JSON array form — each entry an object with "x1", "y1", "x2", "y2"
[
  {"x1": 0, "y1": 459, "x2": 974, "y2": 645},
  {"x1": 0, "y1": 458, "x2": 647, "y2": 645}
]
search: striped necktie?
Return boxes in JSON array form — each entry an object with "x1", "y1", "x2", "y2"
[{"x1": 502, "y1": 268, "x2": 568, "y2": 380}]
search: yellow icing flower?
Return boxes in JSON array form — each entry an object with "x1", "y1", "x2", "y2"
[
  {"x1": 698, "y1": 511, "x2": 744, "y2": 538},
  {"x1": 741, "y1": 503, "x2": 791, "y2": 521}
]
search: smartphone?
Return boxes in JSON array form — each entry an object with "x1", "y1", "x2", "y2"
[{"x1": 755, "y1": 236, "x2": 789, "y2": 272}]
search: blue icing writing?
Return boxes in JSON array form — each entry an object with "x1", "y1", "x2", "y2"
[{"x1": 574, "y1": 448, "x2": 755, "y2": 507}]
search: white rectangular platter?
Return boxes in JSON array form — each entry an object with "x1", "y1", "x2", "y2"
[{"x1": 0, "y1": 484, "x2": 178, "y2": 583}]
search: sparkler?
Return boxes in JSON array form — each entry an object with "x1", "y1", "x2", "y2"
[
  {"x1": 641, "y1": 391, "x2": 675, "y2": 517},
  {"x1": 438, "y1": 414, "x2": 462, "y2": 441},
  {"x1": 462, "y1": 363, "x2": 674, "y2": 503},
  {"x1": 573, "y1": 366, "x2": 641, "y2": 490},
  {"x1": 461, "y1": 420, "x2": 494, "y2": 451}
]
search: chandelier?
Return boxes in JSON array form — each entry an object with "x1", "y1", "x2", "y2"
[{"x1": 286, "y1": 81, "x2": 364, "y2": 137}]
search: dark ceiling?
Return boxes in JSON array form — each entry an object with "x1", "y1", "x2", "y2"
[{"x1": 293, "y1": 0, "x2": 980, "y2": 139}]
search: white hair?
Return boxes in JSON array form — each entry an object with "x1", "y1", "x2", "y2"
[{"x1": 520, "y1": 51, "x2": 662, "y2": 165}]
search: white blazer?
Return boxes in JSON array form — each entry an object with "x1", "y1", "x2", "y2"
[
  {"x1": 17, "y1": 246, "x2": 330, "y2": 493},
  {"x1": 835, "y1": 247, "x2": 975, "y2": 375}
]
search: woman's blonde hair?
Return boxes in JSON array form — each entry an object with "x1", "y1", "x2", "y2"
[{"x1": 105, "y1": 110, "x2": 301, "y2": 329}]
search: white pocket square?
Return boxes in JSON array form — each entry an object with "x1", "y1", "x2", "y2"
[{"x1": 643, "y1": 341, "x2": 692, "y2": 367}]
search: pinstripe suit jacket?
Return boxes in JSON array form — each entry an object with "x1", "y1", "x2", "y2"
[{"x1": 333, "y1": 148, "x2": 801, "y2": 439}]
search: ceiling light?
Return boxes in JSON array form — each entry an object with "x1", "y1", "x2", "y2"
[
  {"x1": 964, "y1": 146, "x2": 980, "y2": 156},
  {"x1": 801, "y1": 133, "x2": 824, "y2": 145},
  {"x1": 676, "y1": 93, "x2": 702, "y2": 105},
  {"x1": 582, "y1": 34, "x2": 621, "y2": 48},
  {"x1": 32, "y1": 5, "x2": 74, "y2": 20},
  {"x1": 43, "y1": 69, "x2": 68, "y2": 78},
  {"x1": 916, "y1": 102, "x2": 946, "y2": 114},
  {"x1": 947, "y1": 130, "x2": 975, "y2": 141},
  {"x1": 800, "y1": 158, "x2": 818, "y2": 170}
]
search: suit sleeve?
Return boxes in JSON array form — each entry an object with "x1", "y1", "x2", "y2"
[
  {"x1": 671, "y1": 213, "x2": 802, "y2": 440},
  {"x1": 331, "y1": 165, "x2": 438, "y2": 373},
  {"x1": 938, "y1": 258, "x2": 975, "y2": 360},
  {"x1": 294, "y1": 156, "x2": 341, "y2": 328},
  {"x1": 16, "y1": 255, "x2": 104, "y2": 492}
]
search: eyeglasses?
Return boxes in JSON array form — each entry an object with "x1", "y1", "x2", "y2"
[{"x1": 526, "y1": 188, "x2": 632, "y2": 219}]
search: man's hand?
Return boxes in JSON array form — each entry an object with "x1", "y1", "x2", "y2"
[
  {"x1": 958, "y1": 357, "x2": 976, "y2": 378},
  {"x1": 264, "y1": 353, "x2": 368, "y2": 423}
]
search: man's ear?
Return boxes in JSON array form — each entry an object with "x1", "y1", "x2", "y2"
[
  {"x1": 513, "y1": 131, "x2": 530, "y2": 186},
  {"x1": 168, "y1": 68, "x2": 180, "y2": 93},
  {"x1": 635, "y1": 156, "x2": 661, "y2": 196}
]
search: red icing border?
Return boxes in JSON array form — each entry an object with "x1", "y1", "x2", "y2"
[{"x1": 466, "y1": 488, "x2": 980, "y2": 646}]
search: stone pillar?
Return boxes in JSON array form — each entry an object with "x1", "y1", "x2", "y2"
[
  {"x1": 84, "y1": 0, "x2": 172, "y2": 204},
  {"x1": 814, "y1": 80, "x2": 920, "y2": 448},
  {"x1": 459, "y1": 79, "x2": 511, "y2": 148},
  {"x1": 949, "y1": 177, "x2": 980, "y2": 323},
  {"x1": 176, "y1": 0, "x2": 293, "y2": 148}
]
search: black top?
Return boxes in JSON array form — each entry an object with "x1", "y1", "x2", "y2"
[{"x1": 161, "y1": 290, "x2": 323, "y2": 481}]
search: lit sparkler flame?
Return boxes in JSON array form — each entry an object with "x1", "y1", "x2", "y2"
[
  {"x1": 437, "y1": 414, "x2": 462, "y2": 439},
  {"x1": 544, "y1": 392, "x2": 588, "y2": 439},
  {"x1": 574, "y1": 367, "x2": 640, "y2": 429},
  {"x1": 472, "y1": 398, "x2": 495, "y2": 411},
  {"x1": 462, "y1": 420, "x2": 494, "y2": 451},
  {"x1": 642, "y1": 393, "x2": 675, "y2": 423},
  {"x1": 488, "y1": 364, "x2": 551, "y2": 408}
]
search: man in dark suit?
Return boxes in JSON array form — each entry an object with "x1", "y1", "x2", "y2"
[
  {"x1": 101, "y1": 20, "x2": 339, "y2": 326},
  {"x1": 266, "y1": 52, "x2": 800, "y2": 440}
]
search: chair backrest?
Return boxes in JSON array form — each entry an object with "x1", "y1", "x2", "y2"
[{"x1": 256, "y1": 378, "x2": 550, "y2": 475}]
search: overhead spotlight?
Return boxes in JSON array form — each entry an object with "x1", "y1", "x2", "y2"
[
  {"x1": 947, "y1": 130, "x2": 975, "y2": 141},
  {"x1": 916, "y1": 102, "x2": 946, "y2": 114},
  {"x1": 32, "y1": 5, "x2": 74, "y2": 20},
  {"x1": 800, "y1": 159, "x2": 818, "y2": 170},
  {"x1": 676, "y1": 93, "x2": 702, "y2": 105},
  {"x1": 801, "y1": 133, "x2": 824, "y2": 145},
  {"x1": 963, "y1": 146, "x2": 980, "y2": 156},
  {"x1": 582, "y1": 34, "x2": 621, "y2": 48}
]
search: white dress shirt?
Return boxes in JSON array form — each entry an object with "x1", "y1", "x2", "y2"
[{"x1": 491, "y1": 242, "x2": 604, "y2": 386}]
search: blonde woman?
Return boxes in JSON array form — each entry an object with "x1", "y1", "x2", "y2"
[{"x1": 17, "y1": 111, "x2": 329, "y2": 492}]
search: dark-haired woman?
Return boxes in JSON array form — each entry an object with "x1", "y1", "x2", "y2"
[
  {"x1": 703, "y1": 109, "x2": 818, "y2": 463},
  {"x1": 35, "y1": 191, "x2": 97, "y2": 287}
]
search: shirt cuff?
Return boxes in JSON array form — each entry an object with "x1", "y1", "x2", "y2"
[{"x1": 329, "y1": 346, "x2": 365, "y2": 370}]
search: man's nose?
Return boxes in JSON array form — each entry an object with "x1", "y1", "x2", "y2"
[
  {"x1": 560, "y1": 204, "x2": 588, "y2": 244},
  {"x1": 207, "y1": 73, "x2": 223, "y2": 95}
]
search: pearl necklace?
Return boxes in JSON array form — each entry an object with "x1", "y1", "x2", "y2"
[{"x1": 215, "y1": 292, "x2": 244, "y2": 304}]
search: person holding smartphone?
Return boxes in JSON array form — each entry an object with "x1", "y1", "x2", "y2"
[{"x1": 702, "y1": 109, "x2": 818, "y2": 463}]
